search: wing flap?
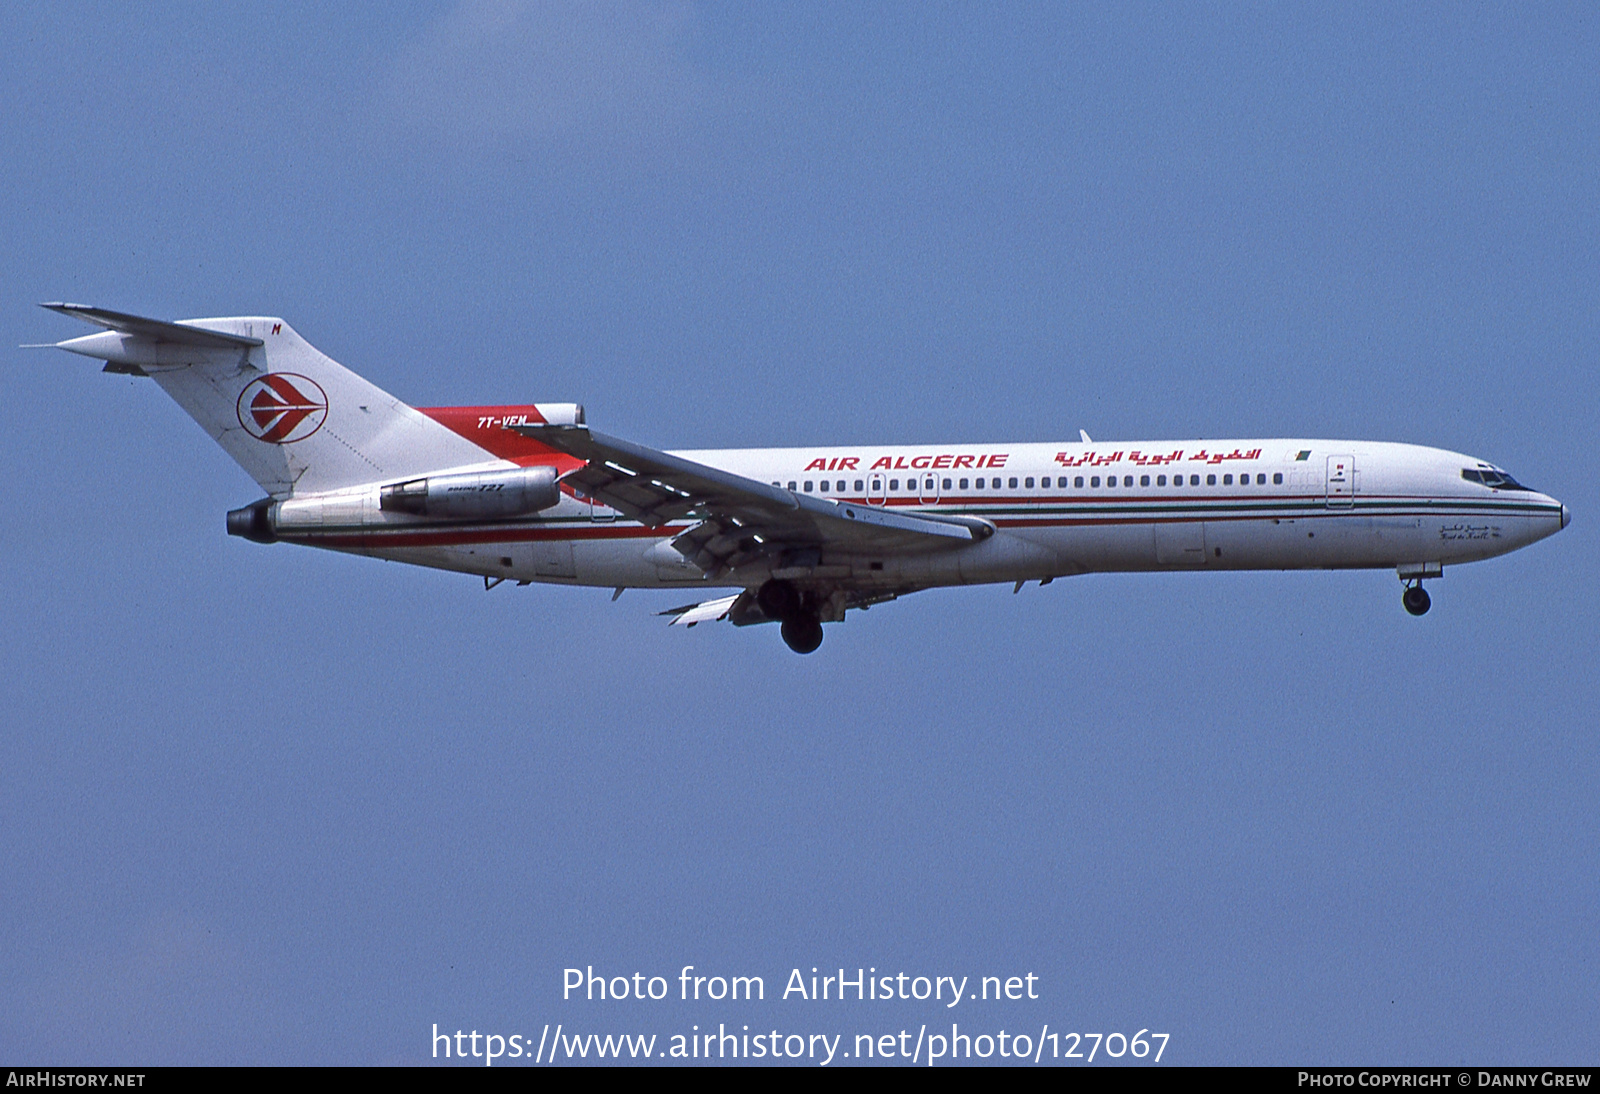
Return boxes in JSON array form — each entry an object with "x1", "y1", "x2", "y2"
[{"x1": 661, "y1": 593, "x2": 742, "y2": 627}]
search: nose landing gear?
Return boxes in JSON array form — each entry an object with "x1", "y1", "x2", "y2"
[{"x1": 1402, "y1": 582, "x2": 1431, "y2": 616}]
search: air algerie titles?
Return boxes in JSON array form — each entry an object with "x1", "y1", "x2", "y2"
[{"x1": 802, "y1": 453, "x2": 1011, "y2": 472}]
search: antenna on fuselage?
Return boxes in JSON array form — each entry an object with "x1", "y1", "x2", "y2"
[{"x1": 1079, "y1": 429, "x2": 1092, "y2": 444}]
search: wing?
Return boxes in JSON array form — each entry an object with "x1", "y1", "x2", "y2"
[{"x1": 512, "y1": 424, "x2": 990, "y2": 577}]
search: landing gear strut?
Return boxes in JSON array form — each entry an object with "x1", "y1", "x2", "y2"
[
  {"x1": 759, "y1": 578, "x2": 825, "y2": 654},
  {"x1": 1402, "y1": 582, "x2": 1431, "y2": 616}
]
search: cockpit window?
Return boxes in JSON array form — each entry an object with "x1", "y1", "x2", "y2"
[{"x1": 1461, "y1": 468, "x2": 1532, "y2": 491}]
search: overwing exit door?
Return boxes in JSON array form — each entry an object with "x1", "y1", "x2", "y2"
[{"x1": 868, "y1": 475, "x2": 887, "y2": 506}]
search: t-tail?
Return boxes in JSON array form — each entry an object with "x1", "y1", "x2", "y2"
[
  {"x1": 41, "y1": 304, "x2": 501, "y2": 498},
  {"x1": 38, "y1": 303, "x2": 585, "y2": 545}
]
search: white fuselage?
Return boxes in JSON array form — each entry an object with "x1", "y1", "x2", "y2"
[{"x1": 278, "y1": 438, "x2": 1567, "y2": 593}]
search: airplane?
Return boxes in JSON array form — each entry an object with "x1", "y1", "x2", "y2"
[{"x1": 36, "y1": 303, "x2": 1569, "y2": 654}]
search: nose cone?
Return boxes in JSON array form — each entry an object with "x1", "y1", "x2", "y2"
[{"x1": 1562, "y1": 503, "x2": 1571, "y2": 529}]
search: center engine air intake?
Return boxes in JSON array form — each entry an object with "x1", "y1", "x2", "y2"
[{"x1": 379, "y1": 465, "x2": 562, "y2": 520}]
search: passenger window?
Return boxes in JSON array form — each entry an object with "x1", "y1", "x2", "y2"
[
  {"x1": 1024, "y1": 476, "x2": 1034, "y2": 488},
  {"x1": 889, "y1": 479, "x2": 899, "y2": 490},
  {"x1": 992, "y1": 477, "x2": 1001, "y2": 489},
  {"x1": 942, "y1": 478, "x2": 952, "y2": 490},
  {"x1": 1157, "y1": 474, "x2": 1166, "y2": 486},
  {"x1": 1272, "y1": 472, "x2": 1283, "y2": 485},
  {"x1": 1140, "y1": 475, "x2": 1150, "y2": 486},
  {"x1": 1091, "y1": 476, "x2": 1101, "y2": 487},
  {"x1": 959, "y1": 478, "x2": 969, "y2": 489},
  {"x1": 804, "y1": 481, "x2": 813, "y2": 492},
  {"x1": 819, "y1": 480, "x2": 829, "y2": 492},
  {"x1": 771, "y1": 481, "x2": 780, "y2": 487},
  {"x1": 1207, "y1": 474, "x2": 1216, "y2": 486},
  {"x1": 1190, "y1": 475, "x2": 1200, "y2": 486},
  {"x1": 1009, "y1": 477, "x2": 1018, "y2": 488},
  {"x1": 855, "y1": 480, "x2": 864, "y2": 492},
  {"x1": 1257, "y1": 473, "x2": 1265, "y2": 485},
  {"x1": 973, "y1": 478, "x2": 983, "y2": 489},
  {"x1": 1124, "y1": 475, "x2": 1133, "y2": 487},
  {"x1": 1223, "y1": 474, "x2": 1233, "y2": 485},
  {"x1": 1074, "y1": 476, "x2": 1084, "y2": 488},
  {"x1": 788, "y1": 481, "x2": 797, "y2": 491},
  {"x1": 1107, "y1": 476, "x2": 1117, "y2": 488}
]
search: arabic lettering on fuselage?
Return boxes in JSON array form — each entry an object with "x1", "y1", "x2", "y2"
[
  {"x1": 1054, "y1": 448, "x2": 1262, "y2": 468},
  {"x1": 1439, "y1": 523, "x2": 1501, "y2": 541},
  {"x1": 799, "y1": 447, "x2": 1265, "y2": 473}
]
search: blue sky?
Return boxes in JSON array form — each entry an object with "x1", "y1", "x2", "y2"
[{"x1": 1, "y1": 2, "x2": 1594, "y2": 1065}]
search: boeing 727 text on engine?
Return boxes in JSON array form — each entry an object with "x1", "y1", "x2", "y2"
[{"x1": 37, "y1": 305, "x2": 1568, "y2": 653}]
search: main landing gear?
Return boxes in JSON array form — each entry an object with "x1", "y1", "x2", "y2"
[
  {"x1": 1402, "y1": 582, "x2": 1431, "y2": 616},
  {"x1": 780, "y1": 616, "x2": 824, "y2": 655},
  {"x1": 759, "y1": 579, "x2": 825, "y2": 654}
]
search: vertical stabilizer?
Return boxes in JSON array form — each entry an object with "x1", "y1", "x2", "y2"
[{"x1": 45, "y1": 306, "x2": 489, "y2": 497}]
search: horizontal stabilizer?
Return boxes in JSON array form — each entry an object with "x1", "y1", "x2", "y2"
[{"x1": 41, "y1": 303, "x2": 263, "y2": 349}]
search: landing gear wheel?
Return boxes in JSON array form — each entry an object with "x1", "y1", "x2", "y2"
[
  {"x1": 1403, "y1": 584, "x2": 1431, "y2": 616},
  {"x1": 780, "y1": 615, "x2": 824, "y2": 654}
]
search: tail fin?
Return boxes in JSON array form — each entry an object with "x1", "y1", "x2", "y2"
[{"x1": 43, "y1": 304, "x2": 489, "y2": 497}]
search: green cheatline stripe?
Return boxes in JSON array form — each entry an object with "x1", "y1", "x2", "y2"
[
  {"x1": 923, "y1": 500, "x2": 1557, "y2": 520},
  {"x1": 324, "y1": 497, "x2": 1555, "y2": 534}
]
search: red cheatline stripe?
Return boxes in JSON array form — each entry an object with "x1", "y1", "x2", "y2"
[
  {"x1": 285, "y1": 504, "x2": 1535, "y2": 548},
  {"x1": 298, "y1": 524, "x2": 667, "y2": 548}
]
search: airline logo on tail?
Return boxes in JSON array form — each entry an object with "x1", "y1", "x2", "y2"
[{"x1": 237, "y1": 373, "x2": 328, "y2": 443}]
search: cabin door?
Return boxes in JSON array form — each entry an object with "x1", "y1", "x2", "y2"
[{"x1": 1326, "y1": 455, "x2": 1355, "y2": 508}]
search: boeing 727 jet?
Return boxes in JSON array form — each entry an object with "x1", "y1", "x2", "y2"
[{"x1": 38, "y1": 304, "x2": 1569, "y2": 653}]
